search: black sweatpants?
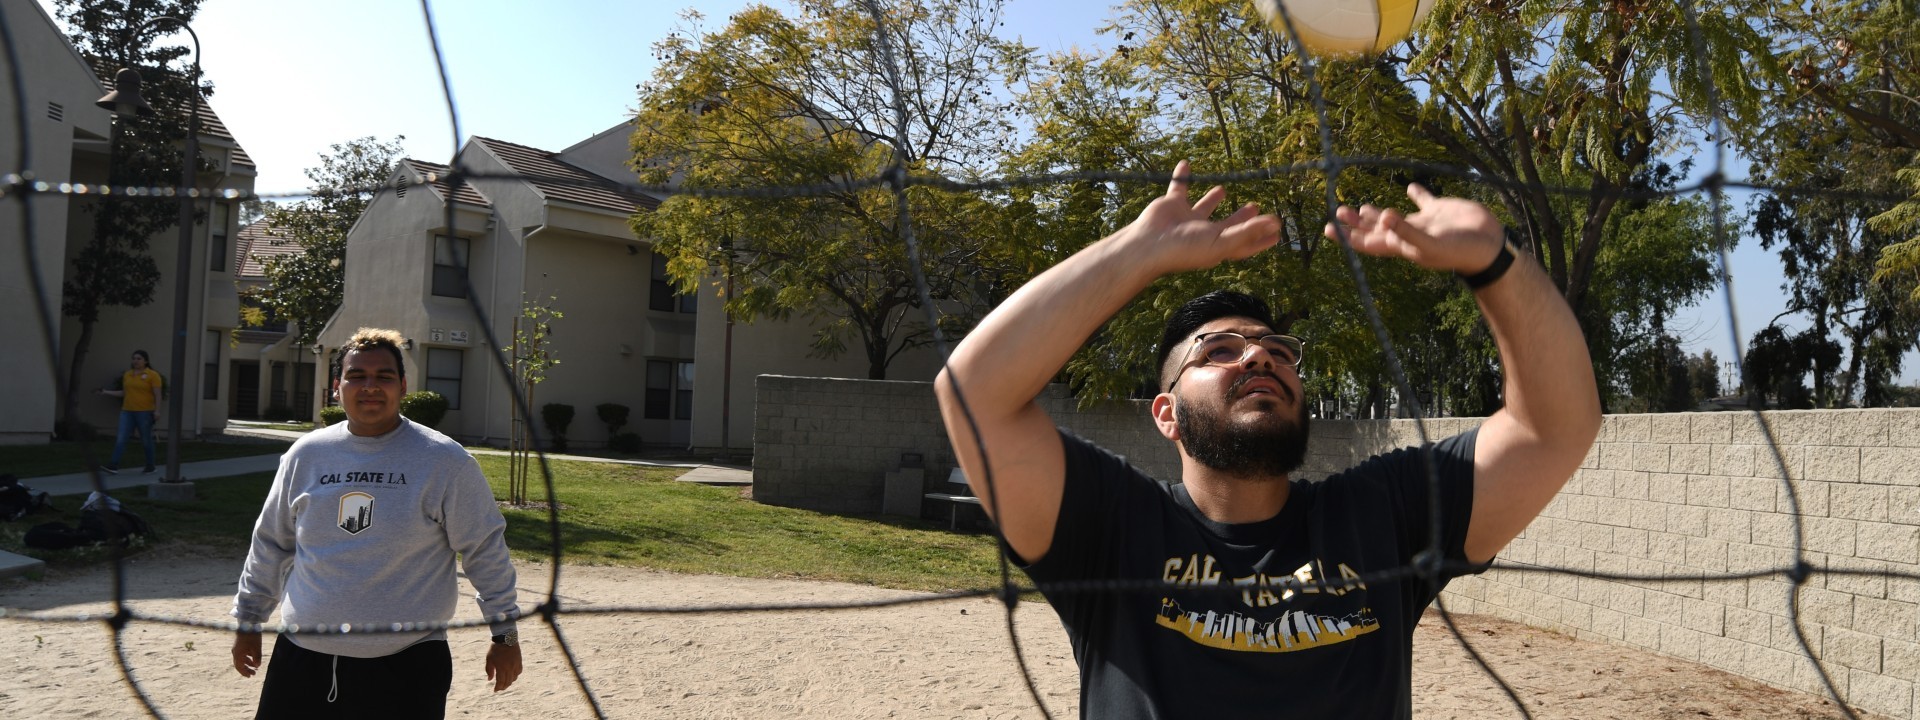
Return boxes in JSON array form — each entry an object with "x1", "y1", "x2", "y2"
[{"x1": 255, "y1": 634, "x2": 453, "y2": 719}]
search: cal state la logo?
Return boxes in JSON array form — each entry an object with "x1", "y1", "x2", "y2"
[{"x1": 338, "y1": 492, "x2": 375, "y2": 535}]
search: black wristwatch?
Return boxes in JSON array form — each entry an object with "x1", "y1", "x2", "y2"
[
  {"x1": 491, "y1": 630, "x2": 519, "y2": 647},
  {"x1": 1458, "y1": 239, "x2": 1518, "y2": 290}
]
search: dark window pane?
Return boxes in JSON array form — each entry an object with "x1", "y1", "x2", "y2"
[
  {"x1": 650, "y1": 279, "x2": 675, "y2": 312},
  {"x1": 203, "y1": 364, "x2": 219, "y2": 400},
  {"x1": 432, "y1": 236, "x2": 469, "y2": 298},
  {"x1": 432, "y1": 265, "x2": 468, "y2": 298},
  {"x1": 645, "y1": 360, "x2": 671, "y2": 419},
  {"x1": 427, "y1": 348, "x2": 462, "y2": 410}
]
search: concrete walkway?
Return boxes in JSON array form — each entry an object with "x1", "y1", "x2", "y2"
[{"x1": 17, "y1": 454, "x2": 284, "y2": 498}]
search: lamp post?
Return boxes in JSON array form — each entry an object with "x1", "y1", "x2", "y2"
[{"x1": 96, "y1": 17, "x2": 201, "y2": 490}]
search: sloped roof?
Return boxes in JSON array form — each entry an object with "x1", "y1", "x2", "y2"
[
  {"x1": 471, "y1": 136, "x2": 658, "y2": 213},
  {"x1": 235, "y1": 219, "x2": 299, "y2": 278},
  {"x1": 401, "y1": 159, "x2": 492, "y2": 208}
]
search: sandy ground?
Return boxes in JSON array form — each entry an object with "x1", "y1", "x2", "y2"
[{"x1": 0, "y1": 545, "x2": 1881, "y2": 719}]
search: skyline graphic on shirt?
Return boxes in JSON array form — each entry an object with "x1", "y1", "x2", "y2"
[
  {"x1": 1156, "y1": 597, "x2": 1379, "y2": 652},
  {"x1": 338, "y1": 492, "x2": 375, "y2": 535}
]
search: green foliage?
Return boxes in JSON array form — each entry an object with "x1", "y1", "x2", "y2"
[
  {"x1": 318, "y1": 405, "x2": 346, "y2": 427},
  {"x1": 53, "y1": 0, "x2": 206, "y2": 430},
  {"x1": 1749, "y1": 1, "x2": 1920, "y2": 407},
  {"x1": 511, "y1": 295, "x2": 563, "y2": 386},
  {"x1": 607, "y1": 432, "x2": 643, "y2": 454},
  {"x1": 631, "y1": 0, "x2": 1030, "y2": 379},
  {"x1": 399, "y1": 391, "x2": 448, "y2": 429},
  {"x1": 596, "y1": 403, "x2": 630, "y2": 437},
  {"x1": 55, "y1": 0, "x2": 207, "y2": 326},
  {"x1": 248, "y1": 136, "x2": 405, "y2": 347},
  {"x1": 542, "y1": 403, "x2": 575, "y2": 452}
]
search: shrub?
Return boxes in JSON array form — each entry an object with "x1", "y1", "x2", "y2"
[
  {"x1": 542, "y1": 403, "x2": 575, "y2": 453},
  {"x1": 607, "y1": 431, "x2": 642, "y2": 454},
  {"x1": 262, "y1": 404, "x2": 297, "y2": 422},
  {"x1": 400, "y1": 391, "x2": 449, "y2": 429},
  {"x1": 595, "y1": 403, "x2": 630, "y2": 438},
  {"x1": 318, "y1": 406, "x2": 346, "y2": 426}
]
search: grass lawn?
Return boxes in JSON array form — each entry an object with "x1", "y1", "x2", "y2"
[
  {"x1": 0, "y1": 439, "x2": 290, "y2": 479},
  {"x1": 0, "y1": 471, "x2": 275, "y2": 568},
  {"x1": 475, "y1": 456, "x2": 1006, "y2": 593},
  {"x1": 2, "y1": 457, "x2": 1009, "y2": 595}
]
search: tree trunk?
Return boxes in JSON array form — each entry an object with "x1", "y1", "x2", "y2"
[{"x1": 61, "y1": 318, "x2": 99, "y2": 438}]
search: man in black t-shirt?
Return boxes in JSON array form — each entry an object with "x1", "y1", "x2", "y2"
[{"x1": 935, "y1": 163, "x2": 1600, "y2": 718}]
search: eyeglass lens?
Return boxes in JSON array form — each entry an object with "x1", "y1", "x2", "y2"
[{"x1": 1196, "y1": 333, "x2": 1302, "y2": 366}]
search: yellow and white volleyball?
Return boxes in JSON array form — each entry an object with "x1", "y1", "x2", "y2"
[{"x1": 1252, "y1": 0, "x2": 1437, "y2": 56}]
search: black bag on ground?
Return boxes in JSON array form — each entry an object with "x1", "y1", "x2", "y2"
[
  {"x1": 24, "y1": 521, "x2": 95, "y2": 550},
  {"x1": 0, "y1": 474, "x2": 52, "y2": 522},
  {"x1": 22, "y1": 501, "x2": 151, "y2": 550},
  {"x1": 79, "y1": 505, "x2": 152, "y2": 543}
]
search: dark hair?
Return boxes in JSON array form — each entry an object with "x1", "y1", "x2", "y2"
[
  {"x1": 131, "y1": 350, "x2": 150, "y2": 363},
  {"x1": 335, "y1": 327, "x2": 407, "y2": 382},
  {"x1": 1157, "y1": 290, "x2": 1279, "y2": 390}
]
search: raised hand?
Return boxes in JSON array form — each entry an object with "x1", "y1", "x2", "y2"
[
  {"x1": 1325, "y1": 184, "x2": 1504, "y2": 274},
  {"x1": 1127, "y1": 160, "x2": 1282, "y2": 274}
]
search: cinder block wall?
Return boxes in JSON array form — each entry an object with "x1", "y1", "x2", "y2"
[
  {"x1": 1441, "y1": 409, "x2": 1920, "y2": 719},
  {"x1": 753, "y1": 376, "x2": 1920, "y2": 717}
]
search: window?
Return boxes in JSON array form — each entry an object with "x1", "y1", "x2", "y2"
[
  {"x1": 426, "y1": 348, "x2": 463, "y2": 409},
  {"x1": 203, "y1": 331, "x2": 221, "y2": 400},
  {"x1": 432, "y1": 235, "x2": 469, "y2": 298},
  {"x1": 645, "y1": 359, "x2": 694, "y2": 420},
  {"x1": 208, "y1": 202, "x2": 229, "y2": 272},
  {"x1": 650, "y1": 253, "x2": 696, "y2": 314}
]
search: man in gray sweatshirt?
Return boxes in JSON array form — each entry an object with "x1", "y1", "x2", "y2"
[{"x1": 231, "y1": 327, "x2": 522, "y2": 719}]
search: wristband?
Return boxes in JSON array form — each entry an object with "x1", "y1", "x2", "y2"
[
  {"x1": 1458, "y1": 240, "x2": 1517, "y2": 290},
  {"x1": 491, "y1": 631, "x2": 518, "y2": 647}
]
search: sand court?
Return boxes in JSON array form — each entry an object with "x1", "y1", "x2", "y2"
[{"x1": 0, "y1": 545, "x2": 1876, "y2": 719}]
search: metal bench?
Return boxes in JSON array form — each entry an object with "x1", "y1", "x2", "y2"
[{"x1": 924, "y1": 468, "x2": 982, "y2": 530}]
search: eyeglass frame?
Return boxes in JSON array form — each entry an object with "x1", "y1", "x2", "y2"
[{"x1": 1165, "y1": 331, "x2": 1306, "y2": 393}]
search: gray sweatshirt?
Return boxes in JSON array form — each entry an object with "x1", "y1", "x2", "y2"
[{"x1": 232, "y1": 417, "x2": 519, "y2": 658}]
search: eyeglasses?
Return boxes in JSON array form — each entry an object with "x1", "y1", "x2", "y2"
[{"x1": 1167, "y1": 332, "x2": 1305, "y2": 391}]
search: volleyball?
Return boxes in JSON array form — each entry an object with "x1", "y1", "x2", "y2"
[{"x1": 1253, "y1": 0, "x2": 1437, "y2": 56}]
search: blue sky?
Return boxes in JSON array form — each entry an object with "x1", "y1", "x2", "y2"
[{"x1": 39, "y1": 0, "x2": 1909, "y2": 386}]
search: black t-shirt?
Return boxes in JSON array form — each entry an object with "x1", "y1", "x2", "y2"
[{"x1": 1022, "y1": 428, "x2": 1483, "y2": 719}]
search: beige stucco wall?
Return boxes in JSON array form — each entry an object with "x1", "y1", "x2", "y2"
[{"x1": 0, "y1": 0, "x2": 109, "y2": 444}]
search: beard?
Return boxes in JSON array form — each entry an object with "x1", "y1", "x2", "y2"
[{"x1": 1175, "y1": 375, "x2": 1310, "y2": 478}]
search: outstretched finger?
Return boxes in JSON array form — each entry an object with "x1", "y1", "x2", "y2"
[
  {"x1": 1406, "y1": 183, "x2": 1436, "y2": 210},
  {"x1": 1192, "y1": 185, "x2": 1227, "y2": 217},
  {"x1": 1221, "y1": 202, "x2": 1262, "y2": 226},
  {"x1": 1166, "y1": 160, "x2": 1192, "y2": 198}
]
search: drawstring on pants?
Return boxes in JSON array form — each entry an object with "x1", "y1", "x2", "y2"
[{"x1": 327, "y1": 654, "x2": 339, "y2": 703}]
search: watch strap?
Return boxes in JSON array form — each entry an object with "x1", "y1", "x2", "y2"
[{"x1": 1459, "y1": 240, "x2": 1517, "y2": 290}]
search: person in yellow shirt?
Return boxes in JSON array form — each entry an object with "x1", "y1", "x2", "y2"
[{"x1": 96, "y1": 350, "x2": 165, "y2": 474}]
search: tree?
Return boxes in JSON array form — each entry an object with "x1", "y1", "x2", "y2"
[
  {"x1": 54, "y1": 0, "x2": 206, "y2": 434},
  {"x1": 247, "y1": 136, "x2": 405, "y2": 348},
  {"x1": 1749, "y1": 1, "x2": 1920, "y2": 407},
  {"x1": 996, "y1": 0, "x2": 1727, "y2": 415},
  {"x1": 1687, "y1": 348, "x2": 1723, "y2": 404},
  {"x1": 631, "y1": 0, "x2": 1031, "y2": 379},
  {"x1": 506, "y1": 295, "x2": 561, "y2": 506}
]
